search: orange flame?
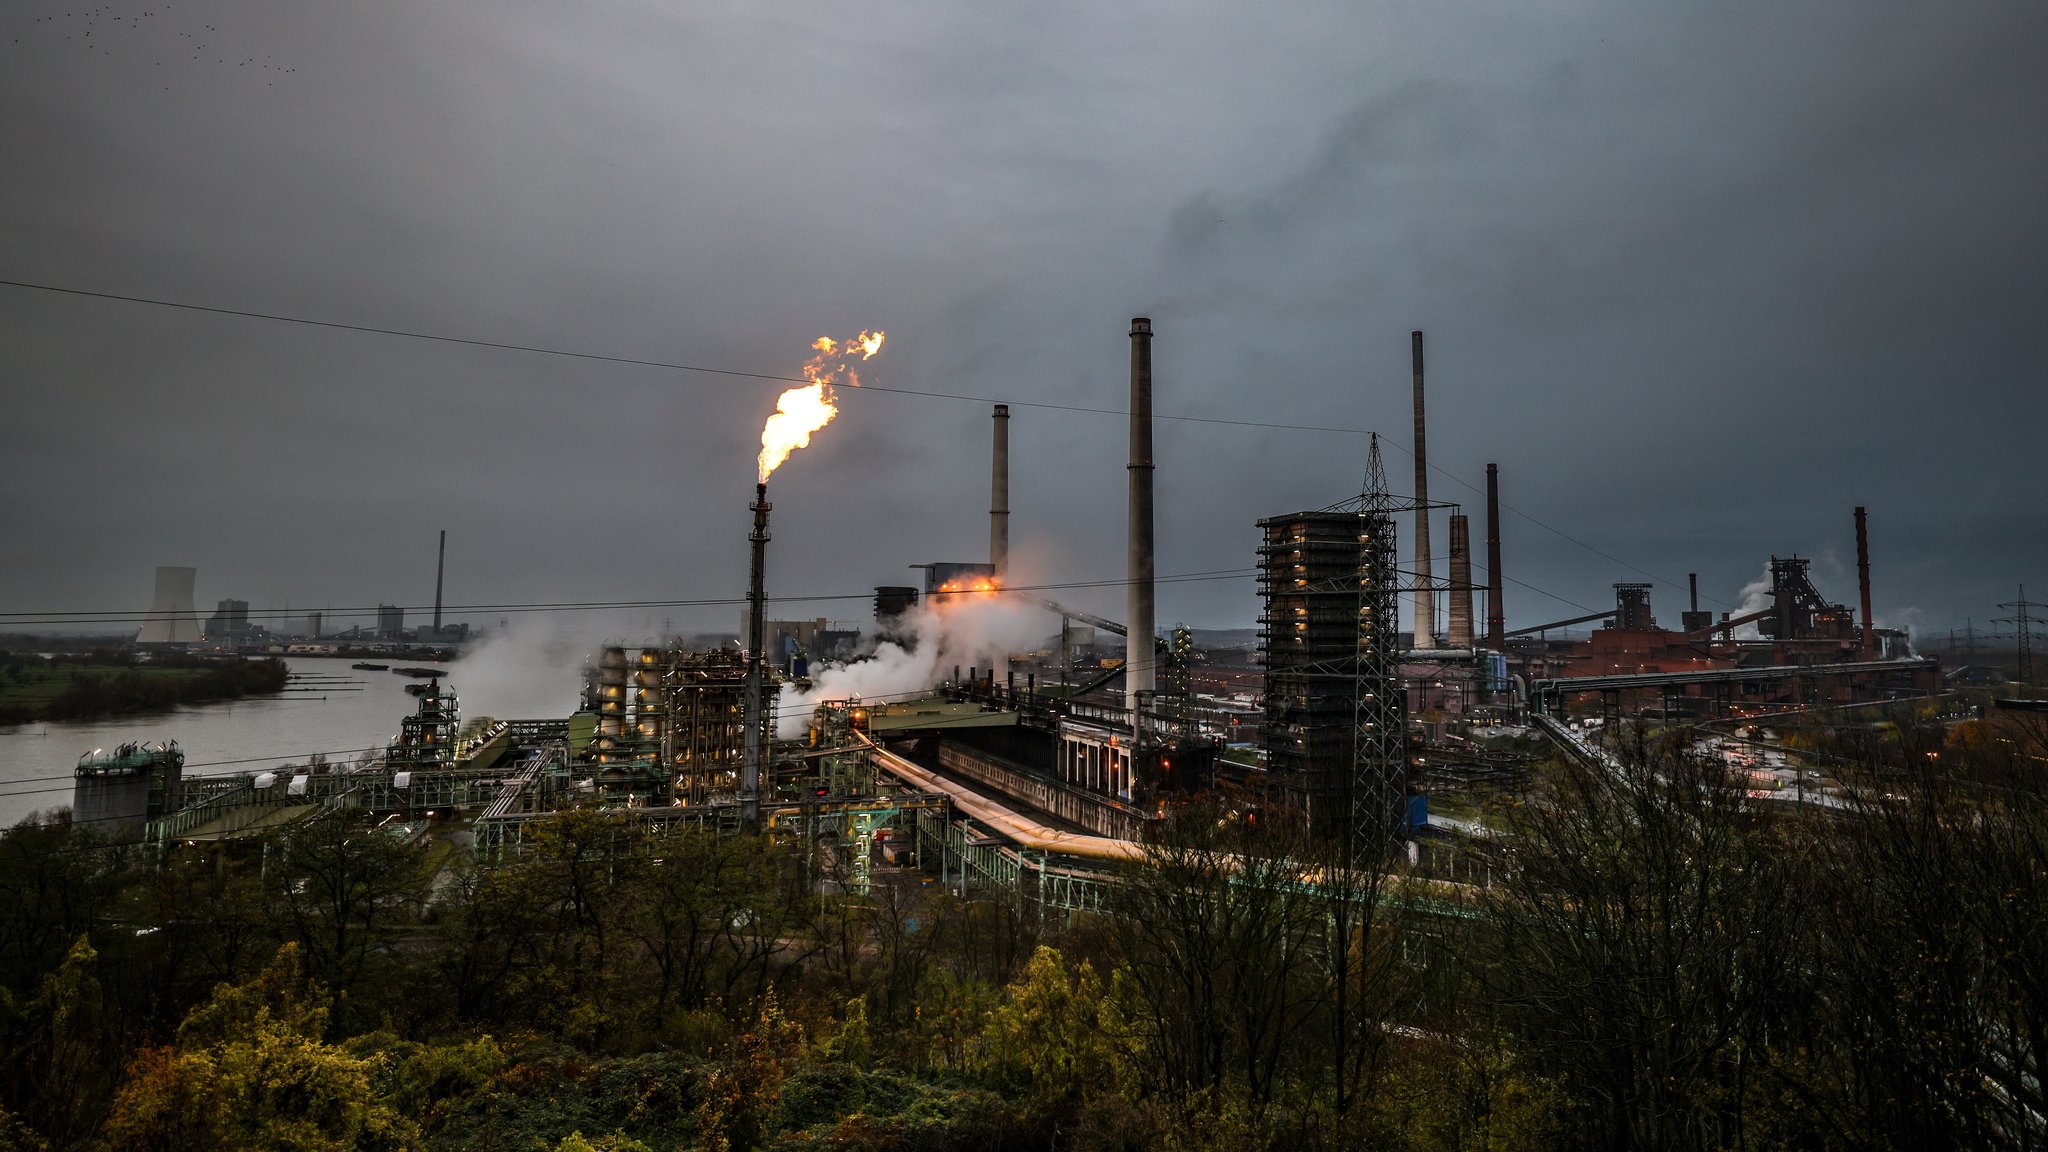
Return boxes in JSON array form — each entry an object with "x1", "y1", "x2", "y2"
[{"x1": 757, "y1": 329, "x2": 886, "y2": 483}]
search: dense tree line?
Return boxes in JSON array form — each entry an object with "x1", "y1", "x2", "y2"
[
  {"x1": 0, "y1": 654, "x2": 287, "y2": 724},
  {"x1": 0, "y1": 702, "x2": 2040, "y2": 1149}
]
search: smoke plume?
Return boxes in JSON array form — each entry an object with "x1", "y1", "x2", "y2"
[
  {"x1": 774, "y1": 594, "x2": 1049, "y2": 736},
  {"x1": 448, "y1": 620, "x2": 588, "y2": 721},
  {"x1": 1730, "y1": 564, "x2": 1774, "y2": 639}
]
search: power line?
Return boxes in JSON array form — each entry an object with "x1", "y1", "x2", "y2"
[
  {"x1": 0, "y1": 276, "x2": 1374, "y2": 435},
  {"x1": 0, "y1": 569, "x2": 1259, "y2": 627},
  {"x1": 0, "y1": 275, "x2": 1729, "y2": 610}
]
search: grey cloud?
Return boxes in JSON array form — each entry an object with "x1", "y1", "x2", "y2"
[{"x1": 0, "y1": 0, "x2": 2041, "y2": 643}]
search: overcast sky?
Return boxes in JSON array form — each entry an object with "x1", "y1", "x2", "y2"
[{"x1": 2, "y1": 0, "x2": 2042, "y2": 646}]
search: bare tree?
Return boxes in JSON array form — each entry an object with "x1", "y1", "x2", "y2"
[{"x1": 1488, "y1": 741, "x2": 1802, "y2": 1151}]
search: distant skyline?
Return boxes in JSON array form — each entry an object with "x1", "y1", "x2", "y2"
[{"x1": 3, "y1": 0, "x2": 2043, "y2": 644}]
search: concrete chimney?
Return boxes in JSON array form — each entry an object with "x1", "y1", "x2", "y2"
[
  {"x1": 990, "y1": 404, "x2": 1010, "y2": 581},
  {"x1": 1485, "y1": 463, "x2": 1505, "y2": 649},
  {"x1": 432, "y1": 529, "x2": 446, "y2": 635},
  {"x1": 742, "y1": 483, "x2": 772, "y2": 823},
  {"x1": 1411, "y1": 331, "x2": 1436, "y2": 648},
  {"x1": 1855, "y1": 506, "x2": 1874, "y2": 653},
  {"x1": 1447, "y1": 513, "x2": 1474, "y2": 647},
  {"x1": 1128, "y1": 318, "x2": 1156, "y2": 746}
]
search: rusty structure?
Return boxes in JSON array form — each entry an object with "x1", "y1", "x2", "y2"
[{"x1": 1856, "y1": 506, "x2": 1875, "y2": 653}]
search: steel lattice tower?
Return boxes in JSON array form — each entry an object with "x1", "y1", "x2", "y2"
[
  {"x1": 1995, "y1": 585, "x2": 2041, "y2": 694},
  {"x1": 1351, "y1": 435, "x2": 1407, "y2": 857}
]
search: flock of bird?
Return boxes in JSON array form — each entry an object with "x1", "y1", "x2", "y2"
[{"x1": 14, "y1": 5, "x2": 302, "y2": 86}]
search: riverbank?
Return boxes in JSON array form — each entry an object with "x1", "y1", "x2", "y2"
[{"x1": 0, "y1": 655, "x2": 289, "y2": 725}]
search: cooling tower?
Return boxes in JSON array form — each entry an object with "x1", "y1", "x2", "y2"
[{"x1": 137, "y1": 566, "x2": 201, "y2": 646}]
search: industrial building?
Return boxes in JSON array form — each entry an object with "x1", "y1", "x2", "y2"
[
  {"x1": 582, "y1": 644, "x2": 751, "y2": 804},
  {"x1": 205, "y1": 598, "x2": 251, "y2": 639},
  {"x1": 1256, "y1": 499, "x2": 1405, "y2": 836},
  {"x1": 73, "y1": 741, "x2": 185, "y2": 841},
  {"x1": 109, "y1": 319, "x2": 1946, "y2": 925}
]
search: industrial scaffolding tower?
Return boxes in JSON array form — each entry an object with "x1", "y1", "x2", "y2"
[{"x1": 1257, "y1": 435, "x2": 1408, "y2": 863}]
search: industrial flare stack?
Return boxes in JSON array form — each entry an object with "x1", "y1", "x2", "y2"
[{"x1": 743, "y1": 482, "x2": 771, "y2": 822}]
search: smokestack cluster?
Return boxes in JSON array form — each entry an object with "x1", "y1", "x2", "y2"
[
  {"x1": 1485, "y1": 463, "x2": 1505, "y2": 649},
  {"x1": 1447, "y1": 513, "x2": 1474, "y2": 647},
  {"x1": 743, "y1": 482, "x2": 771, "y2": 821},
  {"x1": 991, "y1": 404, "x2": 1009, "y2": 580},
  {"x1": 1856, "y1": 506, "x2": 1874, "y2": 653},
  {"x1": 1412, "y1": 331, "x2": 1436, "y2": 648},
  {"x1": 1128, "y1": 318, "x2": 1156, "y2": 745}
]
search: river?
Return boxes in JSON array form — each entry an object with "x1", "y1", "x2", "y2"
[{"x1": 0, "y1": 657, "x2": 472, "y2": 827}]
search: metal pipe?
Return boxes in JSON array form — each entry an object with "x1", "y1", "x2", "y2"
[
  {"x1": 743, "y1": 482, "x2": 771, "y2": 822},
  {"x1": 1411, "y1": 331, "x2": 1435, "y2": 648},
  {"x1": 1447, "y1": 513, "x2": 1474, "y2": 647},
  {"x1": 1855, "y1": 506, "x2": 1874, "y2": 652},
  {"x1": 1485, "y1": 463, "x2": 1504, "y2": 649},
  {"x1": 991, "y1": 404, "x2": 1010, "y2": 581},
  {"x1": 1127, "y1": 318, "x2": 1156, "y2": 750}
]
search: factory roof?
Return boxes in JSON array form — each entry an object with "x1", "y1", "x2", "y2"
[{"x1": 864, "y1": 700, "x2": 1020, "y2": 733}]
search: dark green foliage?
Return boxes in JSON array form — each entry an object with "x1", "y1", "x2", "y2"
[
  {"x1": 429, "y1": 1048, "x2": 703, "y2": 1152},
  {"x1": 0, "y1": 656, "x2": 288, "y2": 724},
  {"x1": 0, "y1": 715, "x2": 2041, "y2": 1150}
]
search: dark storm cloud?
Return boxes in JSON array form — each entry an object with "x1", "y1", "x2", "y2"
[{"x1": 1, "y1": 0, "x2": 2042, "y2": 644}]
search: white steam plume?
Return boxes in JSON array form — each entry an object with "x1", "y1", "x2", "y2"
[
  {"x1": 1730, "y1": 564, "x2": 1773, "y2": 639},
  {"x1": 774, "y1": 595, "x2": 1050, "y2": 737},
  {"x1": 448, "y1": 620, "x2": 587, "y2": 721}
]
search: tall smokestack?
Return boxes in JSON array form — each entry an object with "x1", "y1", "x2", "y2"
[
  {"x1": 1855, "y1": 506, "x2": 1874, "y2": 653},
  {"x1": 1411, "y1": 331, "x2": 1436, "y2": 648},
  {"x1": 991, "y1": 404, "x2": 1010, "y2": 581},
  {"x1": 1128, "y1": 318, "x2": 1156, "y2": 747},
  {"x1": 432, "y1": 529, "x2": 446, "y2": 635},
  {"x1": 743, "y1": 483, "x2": 771, "y2": 822},
  {"x1": 1485, "y1": 463, "x2": 1505, "y2": 649},
  {"x1": 1447, "y1": 513, "x2": 1474, "y2": 647},
  {"x1": 1690, "y1": 572, "x2": 1699, "y2": 614}
]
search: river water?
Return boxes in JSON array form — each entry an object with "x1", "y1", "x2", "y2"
[{"x1": 0, "y1": 657, "x2": 449, "y2": 827}]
